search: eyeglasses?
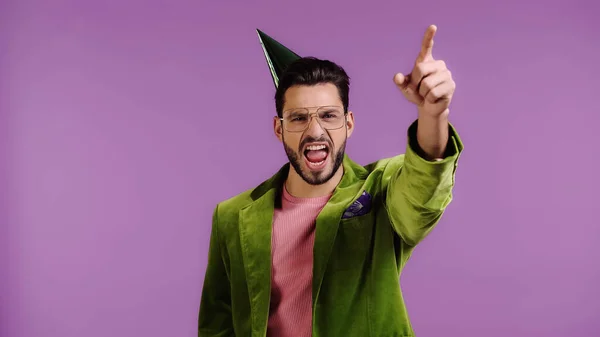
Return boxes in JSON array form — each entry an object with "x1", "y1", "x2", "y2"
[{"x1": 279, "y1": 106, "x2": 347, "y2": 132}]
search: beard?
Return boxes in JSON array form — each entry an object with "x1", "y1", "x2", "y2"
[{"x1": 283, "y1": 136, "x2": 346, "y2": 186}]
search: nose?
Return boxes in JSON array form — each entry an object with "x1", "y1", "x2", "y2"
[{"x1": 305, "y1": 113, "x2": 324, "y2": 136}]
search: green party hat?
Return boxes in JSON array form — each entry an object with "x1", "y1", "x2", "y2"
[{"x1": 256, "y1": 29, "x2": 302, "y2": 88}]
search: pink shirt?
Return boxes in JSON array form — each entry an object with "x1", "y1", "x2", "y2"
[{"x1": 267, "y1": 186, "x2": 331, "y2": 337}]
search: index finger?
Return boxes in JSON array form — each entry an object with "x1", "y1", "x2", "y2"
[{"x1": 417, "y1": 25, "x2": 437, "y2": 62}]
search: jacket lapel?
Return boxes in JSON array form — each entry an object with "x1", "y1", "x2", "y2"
[
  {"x1": 238, "y1": 164, "x2": 287, "y2": 336},
  {"x1": 312, "y1": 155, "x2": 366, "y2": 306}
]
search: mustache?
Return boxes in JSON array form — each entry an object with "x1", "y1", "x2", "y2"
[{"x1": 299, "y1": 136, "x2": 332, "y2": 151}]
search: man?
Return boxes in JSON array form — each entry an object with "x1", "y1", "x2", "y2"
[{"x1": 198, "y1": 25, "x2": 463, "y2": 337}]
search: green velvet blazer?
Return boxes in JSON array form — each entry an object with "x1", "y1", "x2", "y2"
[{"x1": 199, "y1": 122, "x2": 464, "y2": 337}]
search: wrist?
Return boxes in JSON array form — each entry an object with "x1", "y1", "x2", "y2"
[
  {"x1": 417, "y1": 108, "x2": 450, "y2": 121},
  {"x1": 415, "y1": 111, "x2": 450, "y2": 160}
]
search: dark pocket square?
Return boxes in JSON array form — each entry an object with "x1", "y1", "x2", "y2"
[{"x1": 342, "y1": 191, "x2": 372, "y2": 219}]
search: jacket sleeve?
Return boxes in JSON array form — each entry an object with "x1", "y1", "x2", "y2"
[
  {"x1": 383, "y1": 120, "x2": 464, "y2": 246},
  {"x1": 198, "y1": 204, "x2": 235, "y2": 337}
]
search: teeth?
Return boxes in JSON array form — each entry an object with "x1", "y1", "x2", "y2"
[
  {"x1": 308, "y1": 160, "x2": 325, "y2": 166},
  {"x1": 306, "y1": 145, "x2": 327, "y2": 151}
]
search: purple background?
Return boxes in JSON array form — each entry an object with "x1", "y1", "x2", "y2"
[{"x1": 2, "y1": 0, "x2": 599, "y2": 336}]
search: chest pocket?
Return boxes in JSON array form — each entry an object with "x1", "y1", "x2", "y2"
[{"x1": 328, "y1": 209, "x2": 376, "y2": 271}]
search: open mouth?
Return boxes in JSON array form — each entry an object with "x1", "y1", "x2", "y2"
[{"x1": 303, "y1": 144, "x2": 329, "y2": 169}]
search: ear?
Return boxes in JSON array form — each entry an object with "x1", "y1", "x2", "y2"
[
  {"x1": 345, "y1": 111, "x2": 355, "y2": 138},
  {"x1": 273, "y1": 116, "x2": 283, "y2": 142}
]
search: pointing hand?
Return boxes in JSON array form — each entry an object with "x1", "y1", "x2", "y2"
[{"x1": 394, "y1": 25, "x2": 455, "y2": 117}]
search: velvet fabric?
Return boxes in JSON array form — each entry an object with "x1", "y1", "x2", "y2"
[{"x1": 199, "y1": 120, "x2": 464, "y2": 337}]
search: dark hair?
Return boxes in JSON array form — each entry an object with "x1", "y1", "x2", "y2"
[{"x1": 275, "y1": 57, "x2": 350, "y2": 117}]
